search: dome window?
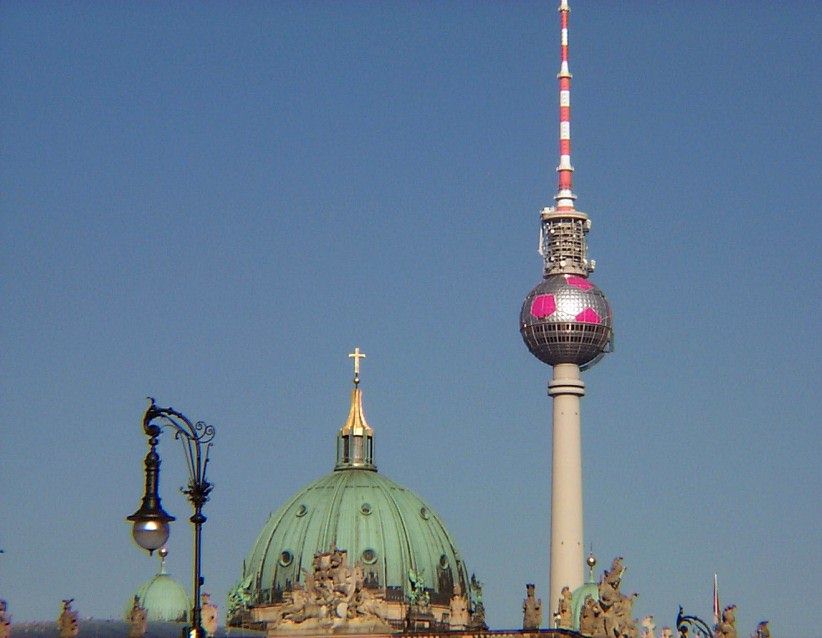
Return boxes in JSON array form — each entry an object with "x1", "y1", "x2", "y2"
[
  {"x1": 361, "y1": 548, "x2": 378, "y2": 564},
  {"x1": 360, "y1": 502, "x2": 372, "y2": 515},
  {"x1": 419, "y1": 507, "x2": 430, "y2": 520},
  {"x1": 279, "y1": 551, "x2": 293, "y2": 567},
  {"x1": 439, "y1": 554, "x2": 450, "y2": 569},
  {"x1": 295, "y1": 504, "x2": 307, "y2": 517}
]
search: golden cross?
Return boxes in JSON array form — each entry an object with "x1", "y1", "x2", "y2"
[{"x1": 348, "y1": 347, "x2": 366, "y2": 385}]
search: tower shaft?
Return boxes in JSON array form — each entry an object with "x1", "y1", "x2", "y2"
[{"x1": 548, "y1": 363, "x2": 585, "y2": 614}]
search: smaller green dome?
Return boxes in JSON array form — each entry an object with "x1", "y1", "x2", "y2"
[
  {"x1": 568, "y1": 552, "x2": 601, "y2": 630},
  {"x1": 128, "y1": 553, "x2": 189, "y2": 622},
  {"x1": 570, "y1": 581, "x2": 598, "y2": 630}
]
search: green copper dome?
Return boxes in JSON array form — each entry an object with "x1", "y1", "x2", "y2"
[
  {"x1": 569, "y1": 554, "x2": 600, "y2": 630},
  {"x1": 238, "y1": 361, "x2": 472, "y2": 609},
  {"x1": 570, "y1": 581, "x2": 598, "y2": 630},
  {"x1": 128, "y1": 553, "x2": 189, "y2": 622}
]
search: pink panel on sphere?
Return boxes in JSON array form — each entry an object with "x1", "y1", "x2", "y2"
[
  {"x1": 575, "y1": 308, "x2": 601, "y2": 324},
  {"x1": 531, "y1": 294, "x2": 557, "y2": 318},
  {"x1": 566, "y1": 275, "x2": 594, "y2": 291}
]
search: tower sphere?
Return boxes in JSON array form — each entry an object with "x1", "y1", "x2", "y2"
[{"x1": 520, "y1": 274, "x2": 612, "y2": 368}]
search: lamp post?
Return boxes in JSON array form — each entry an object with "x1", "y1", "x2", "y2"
[{"x1": 127, "y1": 397, "x2": 215, "y2": 638}]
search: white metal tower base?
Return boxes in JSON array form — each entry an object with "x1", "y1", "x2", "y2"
[{"x1": 548, "y1": 362, "x2": 585, "y2": 617}]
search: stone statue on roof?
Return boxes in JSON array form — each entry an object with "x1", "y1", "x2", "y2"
[
  {"x1": 58, "y1": 599, "x2": 79, "y2": 638},
  {"x1": 470, "y1": 573, "x2": 483, "y2": 605},
  {"x1": 0, "y1": 600, "x2": 10, "y2": 638},
  {"x1": 226, "y1": 573, "x2": 254, "y2": 625},
  {"x1": 556, "y1": 585, "x2": 572, "y2": 628},
  {"x1": 467, "y1": 574, "x2": 487, "y2": 630},
  {"x1": 579, "y1": 595, "x2": 601, "y2": 636},
  {"x1": 202, "y1": 592, "x2": 218, "y2": 637},
  {"x1": 714, "y1": 605, "x2": 737, "y2": 638},
  {"x1": 407, "y1": 568, "x2": 429, "y2": 608},
  {"x1": 522, "y1": 583, "x2": 542, "y2": 630},
  {"x1": 128, "y1": 596, "x2": 147, "y2": 638},
  {"x1": 448, "y1": 583, "x2": 470, "y2": 630},
  {"x1": 641, "y1": 615, "x2": 656, "y2": 638}
]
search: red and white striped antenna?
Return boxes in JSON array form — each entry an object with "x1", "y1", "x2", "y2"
[
  {"x1": 555, "y1": 0, "x2": 576, "y2": 210},
  {"x1": 537, "y1": 0, "x2": 595, "y2": 277}
]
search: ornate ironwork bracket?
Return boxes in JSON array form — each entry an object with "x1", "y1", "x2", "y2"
[
  {"x1": 676, "y1": 606, "x2": 715, "y2": 638},
  {"x1": 143, "y1": 396, "x2": 215, "y2": 515}
]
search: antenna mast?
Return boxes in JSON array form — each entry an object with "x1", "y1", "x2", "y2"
[{"x1": 556, "y1": 0, "x2": 575, "y2": 210}]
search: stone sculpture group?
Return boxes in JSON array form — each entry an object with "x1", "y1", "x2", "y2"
[
  {"x1": 565, "y1": 556, "x2": 639, "y2": 638},
  {"x1": 270, "y1": 548, "x2": 393, "y2": 632}
]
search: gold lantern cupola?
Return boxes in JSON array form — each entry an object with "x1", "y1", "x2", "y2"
[{"x1": 335, "y1": 347, "x2": 376, "y2": 471}]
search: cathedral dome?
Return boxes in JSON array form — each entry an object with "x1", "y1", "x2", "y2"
[
  {"x1": 128, "y1": 551, "x2": 189, "y2": 622},
  {"x1": 232, "y1": 351, "x2": 475, "y2": 627},
  {"x1": 242, "y1": 467, "x2": 469, "y2": 605}
]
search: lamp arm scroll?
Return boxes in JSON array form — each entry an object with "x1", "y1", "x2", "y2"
[
  {"x1": 676, "y1": 606, "x2": 715, "y2": 638},
  {"x1": 143, "y1": 397, "x2": 215, "y2": 497}
]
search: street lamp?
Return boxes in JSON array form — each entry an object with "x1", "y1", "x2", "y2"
[{"x1": 127, "y1": 397, "x2": 215, "y2": 638}]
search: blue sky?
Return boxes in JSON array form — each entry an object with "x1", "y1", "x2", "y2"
[{"x1": 1, "y1": 1, "x2": 819, "y2": 636}]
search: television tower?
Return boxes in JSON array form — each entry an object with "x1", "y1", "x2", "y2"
[{"x1": 519, "y1": 0, "x2": 613, "y2": 618}]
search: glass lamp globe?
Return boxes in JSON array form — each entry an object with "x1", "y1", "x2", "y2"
[{"x1": 131, "y1": 517, "x2": 171, "y2": 553}]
